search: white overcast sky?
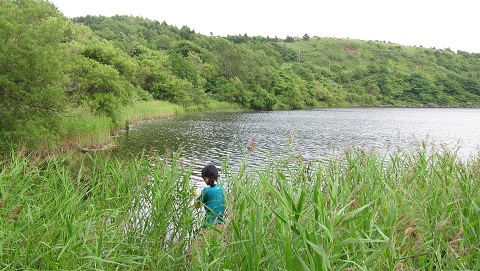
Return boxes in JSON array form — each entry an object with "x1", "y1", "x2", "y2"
[{"x1": 49, "y1": 0, "x2": 479, "y2": 53}]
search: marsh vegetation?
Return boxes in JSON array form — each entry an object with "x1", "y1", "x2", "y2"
[{"x1": 1, "y1": 145, "x2": 479, "y2": 270}]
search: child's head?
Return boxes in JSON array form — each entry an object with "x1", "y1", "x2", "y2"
[{"x1": 201, "y1": 164, "x2": 218, "y2": 187}]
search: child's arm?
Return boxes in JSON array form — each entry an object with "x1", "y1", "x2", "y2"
[{"x1": 194, "y1": 189, "x2": 201, "y2": 208}]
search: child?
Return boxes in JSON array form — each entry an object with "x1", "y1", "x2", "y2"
[
  {"x1": 189, "y1": 164, "x2": 226, "y2": 261},
  {"x1": 194, "y1": 164, "x2": 225, "y2": 227}
]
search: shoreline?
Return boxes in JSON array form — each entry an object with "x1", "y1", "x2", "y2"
[
  {"x1": 70, "y1": 100, "x2": 243, "y2": 154},
  {"x1": 61, "y1": 101, "x2": 479, "y2": 154}
]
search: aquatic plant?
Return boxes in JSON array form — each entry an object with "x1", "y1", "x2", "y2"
[{"x1": 0, "y1": 146, "x2": 479, "y2": 270}]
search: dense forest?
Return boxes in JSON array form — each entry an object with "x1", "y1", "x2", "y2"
[{"x1": 1, "y1": 0, "x2": 480, "y2": 151}]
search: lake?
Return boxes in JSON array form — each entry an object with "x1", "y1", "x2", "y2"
[{"x1": 113, "y1": 108, "x2": 480, "y2": 184}]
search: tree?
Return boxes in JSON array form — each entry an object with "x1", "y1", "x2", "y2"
[
  {"x1": 285, "y1": 36, "x2": 295, "y2": 43},
  {"x1": 0, "y1": 0, "x2": 69, "y2": 150},
  {"x1": 68, "y1": 57, "x2": 135, "y2": 121},
  {"x1": 63, "y1": 25, "x2": 138, "y2": 122},
  {"x1": 167, "y1": 52, "x2": 200, "y2": 86},
  {"x1": 172, "y1": 40, "x2": 204, "y2": 58},
  {"x1": 403, "y1": 73, "x2": 436, "y2": 103},
  {"x1": 152, "y1": 75, "x2": 205, "y2": 106},
  {"x1": 212, "y1": 39, "x2": 245, "y2": 79},
  {"x1": 179, "y1": 25, "x2": 195, "y2": 40}
]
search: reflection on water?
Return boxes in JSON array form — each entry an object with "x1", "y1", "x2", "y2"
[{"x1": 113, "y1": 108, "x2": 480, "y2": 184}]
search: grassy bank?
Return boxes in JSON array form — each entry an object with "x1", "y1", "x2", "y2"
[
  {"x1": 1, "y1": 147, "x2": 479, "y2": 270},
  {"x1": 58, "y1": 99, "x2": 239, "y2": 152}
]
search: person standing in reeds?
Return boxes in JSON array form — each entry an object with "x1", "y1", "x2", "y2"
[{"x1": 189, "y1": 164, "x2": 226, "y2": 260}]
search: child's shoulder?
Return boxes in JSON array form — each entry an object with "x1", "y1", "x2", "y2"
[{"x1": 203, "y1": 184, "x2": 223, "y2": 192}]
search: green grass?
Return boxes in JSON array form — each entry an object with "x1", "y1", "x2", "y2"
[
  {"x1": 0, "y1": 151, "x2": 196, "y2": 270},
  {"x1": 57, "y1": 100, "x2": 241, "y2": 152},
  {"x1": 119, "y1": 100, "x2": 185, "y2": 125},
  {"x1": 185, "y1": 99, "x2": 242, "y2": 113},
  {"x1": 59, "y1": 111, "x2": 114, "y2": 151},
  {"x1": 1, "y1": 146, "x2": 479, "y2": 270},
  {"x1": 58, "y1": 101, "x2": 184, "y2": 151}
]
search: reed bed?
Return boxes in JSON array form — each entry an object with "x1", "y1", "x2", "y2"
[
  {"x1": 1, "y1": 146, "x2": 479, "y2": 270},
  {"x1": 119, "y1": 101, "x2": 185, "y2": 126},
  {"x1": 59, "y1": 113, "x2": 114, "y2": 151},
  {"x1": 184, "y1": 99, "x2": 242, "y2": 113},
  {"x1": 58, "y1": 101, "x2": 184, "y2": 151},
  {"x1": 58, "y1": 100, "x2": 239, "y2": 152}
]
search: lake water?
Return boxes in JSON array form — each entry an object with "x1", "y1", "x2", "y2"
[{"x1": 113, "y1": 108, "x2": 480, "y2": 184}]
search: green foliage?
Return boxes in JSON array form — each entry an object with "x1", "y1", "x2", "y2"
[
  {"x1": 285, "y1": 36, "x2": 295, "y2": 43},
  {"x1": 0, "y1": 152, "x2": 196, "y2": 270},
  {"x1": 2, "y1": 147, "x2": 479, "y2": 269},
  {"x1": 82, "y1": 38, "x2": 139, "y2": 81},
  {"x1": 66, "y1": 53, "x2": 135, "y2": 123},
  {"x1": 153, "y1": 76, "x2": 205, "y2": 106},
  {"x1": 75, "y1": 14, "x2": 480, "y2": 110},
  {"x1": 212, "y1": 39, "x2": 246, "y2": 80},
  {"x1": 0, "y1": 0, "x2": 69, "y2": 150},
  {"x1": 167, "y1": 52, "x2": 201, "y2": 86},
  {"x1": 2, "y1": 1, "x2": 480, "y2": 152}
]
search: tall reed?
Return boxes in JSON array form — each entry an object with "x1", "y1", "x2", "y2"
[
  {"x1": 58, "y1": 101, "x2": 184, "y2": 152},
  {"x1": 1, "y1": 146, "x2": 479, "y2": 270},
  {"x1": 0, "y1": 151, "x2": 195, "y2": 270},
  {"x1": 201, "y1": 147, "x2": 480, "y2": 270},
  {"x1": 118, "y1": 100, "x2": 185, "y2": 126}
]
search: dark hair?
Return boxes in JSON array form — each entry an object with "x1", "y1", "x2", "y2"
[{"x1": 201, "y1": 164, "x2": 218, "y2": 187}]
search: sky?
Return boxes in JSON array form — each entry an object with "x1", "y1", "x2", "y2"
[{"x1": 49, "y1": 0, "x2": 479, "y2": 53}]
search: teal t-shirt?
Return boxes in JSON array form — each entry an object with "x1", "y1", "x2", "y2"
[{"x1": 197, "y1": 183, "x2": 225, "y2": 227}]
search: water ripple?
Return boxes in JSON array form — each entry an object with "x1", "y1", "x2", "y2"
[{"x1": 114, "y1": 108, "x2": 480, "y2": 179}]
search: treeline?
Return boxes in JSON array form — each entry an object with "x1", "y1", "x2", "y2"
[{"x1": 1, "y1": 0, "x2": 480, "y2": 152}]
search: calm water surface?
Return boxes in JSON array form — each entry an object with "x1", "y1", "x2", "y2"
[{"x1": 113, "y1": 108, "x2": 480, "y2": 182}]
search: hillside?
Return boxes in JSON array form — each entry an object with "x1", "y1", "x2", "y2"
[
  {"x1": 281, "y1": 37, "x2": 480, "y2": 106},
  {"x1": 1, "y1": 0, "x2": 480, "y2": 151},
  {"x1": 76, "y1": 15, "x2": 480, "y2": 108}
]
